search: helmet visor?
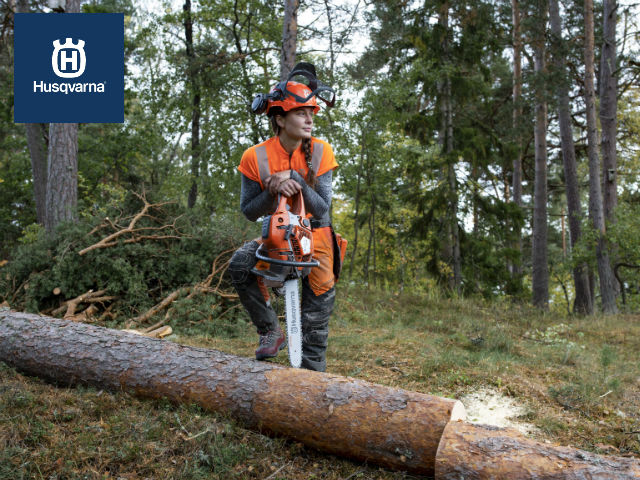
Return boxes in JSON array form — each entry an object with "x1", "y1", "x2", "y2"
[{"x1": 285, "y1": 67, "x2": 336, "y2": 108}]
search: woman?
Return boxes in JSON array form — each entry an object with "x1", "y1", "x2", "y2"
[{"x1": 228, "y1": 75, "x2": 338, "y2": 372}]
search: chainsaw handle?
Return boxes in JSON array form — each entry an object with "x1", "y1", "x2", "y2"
[
  {"x1": 276, "y1": 191, "x2": 307, "y2": 218},
  {"x1": 256, "y1": 244, "x2": 319, "y2": 268}
]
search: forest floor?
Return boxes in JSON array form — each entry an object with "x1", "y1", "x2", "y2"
[{"x1": 1, "y1": 285, "x2": 640, "y2": 479}]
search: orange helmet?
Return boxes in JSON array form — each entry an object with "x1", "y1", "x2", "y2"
[
  {"x1": 250, "y1": 63, "x2": 335, "y2": 115},
  {"x1": 266, "y1": 81, "x2": 320, "y2": 115}
]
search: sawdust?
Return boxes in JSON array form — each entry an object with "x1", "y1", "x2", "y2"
[{"x1": 461, "y1": 387, "x2": 538, "y2": 436}]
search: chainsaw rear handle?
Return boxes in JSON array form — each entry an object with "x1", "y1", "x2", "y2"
[
  {"x1": 276, "y1": 191, "x2": 307, "y2": 218},
  {"x1": 255, "y1": 244, "x2": 319, "y2": 268}
]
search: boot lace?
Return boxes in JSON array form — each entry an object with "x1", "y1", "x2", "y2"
[{"x1": 259, "y1": 330, "x2": 280, "y2": 346}]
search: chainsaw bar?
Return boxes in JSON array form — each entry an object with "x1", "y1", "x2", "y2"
[{"x1": 284, "y1": 278, "x2": 302, "y2": 368}]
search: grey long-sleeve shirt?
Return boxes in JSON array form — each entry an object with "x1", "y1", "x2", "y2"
[{"x1": 240, "y1": 169, "x2": 333, "y2": 224}]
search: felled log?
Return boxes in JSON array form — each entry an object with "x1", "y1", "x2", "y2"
[
  {"x1": 0, "y1": 311, "x2": 464, "y2": 475},
  {"x1": 435, "y1": 420, "x2": 640, "y2": 479}
]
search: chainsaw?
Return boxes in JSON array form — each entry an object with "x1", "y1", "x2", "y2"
[{"x1": 251, "y1": 192, "x2": 319, "y2": 368}]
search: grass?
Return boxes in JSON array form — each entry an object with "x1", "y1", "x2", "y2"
[{"x1": 2, "y1": 285, "x2": 640, "y2": 478}]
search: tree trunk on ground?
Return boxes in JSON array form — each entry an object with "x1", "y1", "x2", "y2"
[
  {"x1": 280, "y1": 0, "x2": 298, "y2": 80},
  {"x1": 584, "y1": 0, "x2": 618, "y2": 314},
  {"x1": 532, "y1": 0, "x2": 549, "y2": 309},
  {"x1": 435, "y1": 421, "x2": 640, "y2": 479},
  {"x1": 45, "y1": 123, "x2": 78, "y2": 233},
  {"x1": 600, "y1": 0, "x2": 617, "y2": 223},
  {"x1": 0, "y1": 311, "x2": 465, "y2": 476},
  {"x1": 184, "y1": 0, "x2": 201, "y2": 209},
  {"x1": 549, "y1": 0, "x2": 592, "y2": 314},
  {"x1": 511, "y1": 0, "x2": 523, "y2": 285}
]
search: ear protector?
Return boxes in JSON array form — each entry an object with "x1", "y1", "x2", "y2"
[
  {"x1": 250, "y1": 62, "x2": 336, "y2": 115},
  {"x1": 250, "y1": 88, "x2": 284, "y2": 115}
]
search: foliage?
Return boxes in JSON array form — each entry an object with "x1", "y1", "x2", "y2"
[{"x1": 0, "y1": 192, "x2": 252, "y2": 322}]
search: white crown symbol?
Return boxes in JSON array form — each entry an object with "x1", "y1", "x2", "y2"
[
  {"x1": 53, "y1": 38, "x2": 85, "y2": 50},
  {"x1": 52, "y1": 37, "x2": 86, "y2": 78}
]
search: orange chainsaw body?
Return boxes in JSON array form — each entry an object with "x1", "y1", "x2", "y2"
[{"x1": 252, "y1": 193, "x2": 319, "y2": 287}]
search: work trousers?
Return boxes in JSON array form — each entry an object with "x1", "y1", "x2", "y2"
[{"x1": 228, "y1": 240, "x2": 336, "y2": 372}]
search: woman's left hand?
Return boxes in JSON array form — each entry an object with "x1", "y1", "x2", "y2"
[
  {"x1": 264, "y1": 170, "x2": 291, "y2": 195},
  {"x1": 277, "y1": 179, "x2": 302, "y2": 197}
]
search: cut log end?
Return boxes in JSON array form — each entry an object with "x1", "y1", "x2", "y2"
[
  {"x1": 435, "y1": 420, "x2": 640, "y2": 479},
  {"x1": 450, "y1": 400, "x2": 466, "y2": 421}
]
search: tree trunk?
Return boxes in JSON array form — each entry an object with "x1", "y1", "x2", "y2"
[
  {"x1": 45, "y1": 123, "x2": 78, "y2": 233},
  {"x1": 584, "y1": 0, "x2": 618, "y2": 314},
  {"x1": 435, "y1": 421, "x2": 640, "y2": 479},
  {"x1": 549, "y1": 0, "x2": 593, "y2": 314},
  {"x1": 25, "y1": 124, "x2": 48, "y2": 225},
  {"x1": 184, "y1": 0, "x2": 201, "y2": 209},
  {"x1": 532, "y1": 0, "x2": 549, "y2": 309},
  {"x1": 280, "y1": 0, "x2": 299, "y2": 80},
  {"x1": 348, "y1": 130, "x2": 365, "y2": 280},
  {"x1": 437, "y1": 3, "x2": 461, "y2": 295},
  {"x1": 44, "y1": 0, "x2": 81, "y2": 233},
  {"x1": 16, "y1": 0, "x2": 48, "y2": 225},
  {"x1": 600, "y1": 0, "x2": 617, "y2": 223},
  {"x1": 0, "y1": 311, "x2": 465, "y2": 477},
  {"x1": 511, "y1": 0, "x2": 523, "y2": 285}
]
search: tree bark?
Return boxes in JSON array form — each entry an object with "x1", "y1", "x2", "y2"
[
  {"x1": 435, "y1": 421, "x2": 640, "y2": 479},
  {"x1": 184, "y1": 0, "x2": 201, "y2": 209},
  {"x1": 511, "y1": 0, "x2": 523, "y2": 283},
  {"x1": 437, "y1": 2, "x2": 461, "y2": 295},
  {"x1": 45, "y1": 0, "x2": 81, "y2": 233},
  {"x1": 584, "y1": 0, "x2": 618, "y2": 314},
  {"x1": 45, "y1": 122, "x2": 78, "y2": 233},
  {"x1": 280, "y1": 0, "x2": 299, "y2": 80},
  {"x1": 532, "y1": 0, "x2": 549, "y2": 309},
  {"x1": 25, "y1": 124, "x2": 49, "y2": 225},
  {"x1": 0, "y1": 311, "x2": 465, "y2": 476},
  {"x1": 548, "y1": 0, "x2": 593, "y2": 314},
  {"x1": 600, "y1": 0, "x2": 617, "y2": 223},
  {"x1": 16, "y1": 0, "x2": 49, "y2": 225}
]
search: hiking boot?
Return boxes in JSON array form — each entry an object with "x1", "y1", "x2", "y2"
[{"x1": 255, "y1": 328, "x2": 286, "y2": 360}]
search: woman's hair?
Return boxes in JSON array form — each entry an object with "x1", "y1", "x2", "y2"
[{"x1": 268, "y1": 107, "x2": 317, "y2": 189}]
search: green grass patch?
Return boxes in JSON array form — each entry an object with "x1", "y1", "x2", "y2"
[{"x1": 2, "y1": 286, "x2": 640, "y2": 477}]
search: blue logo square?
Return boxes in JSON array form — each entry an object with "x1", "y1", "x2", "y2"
[{"x1": 14, "y1": 13, "x2": 124, "y2": 123}]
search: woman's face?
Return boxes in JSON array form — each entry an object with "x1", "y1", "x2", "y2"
[{"x1": 277, "y1": 107, "x2": 314, "y2": 140}]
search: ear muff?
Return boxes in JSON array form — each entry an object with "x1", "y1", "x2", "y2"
[
  {"x1": 250, "y1": 83, "x2": 287, "y2": 115},
  {"x1": 251, "y1": 93, "x2": 269, "y2": 115}
]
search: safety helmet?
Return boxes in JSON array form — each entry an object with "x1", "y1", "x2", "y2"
[
  {"x1": 250, "y1": 62, "x2": 335, "y2": 116},
  {"x1": 266, "y1": 81, "x2": 319, "y2": 115}
]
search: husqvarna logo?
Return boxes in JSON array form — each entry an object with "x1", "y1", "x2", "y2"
[
  {"x1": 14, "y1": 13, "x2": 124, "y2": 123},
  {"x1": 52, "y1": 38, "x2": 86, "y2": 78}
]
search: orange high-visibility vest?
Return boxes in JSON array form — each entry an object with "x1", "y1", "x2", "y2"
[{"x1": 238, "y1": 136, "x2": 337, "y2": 191}]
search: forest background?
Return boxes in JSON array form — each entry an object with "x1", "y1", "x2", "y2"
[
  {"x1": 2, "y1": 0, "x2": 640, "y2": 477},
  {"x1": 1, "y1": 0, "x2": 640, "y2": 316}
]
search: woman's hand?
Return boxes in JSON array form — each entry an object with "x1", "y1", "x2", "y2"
[
  {"x1": 276, "y1": 179, "x2": 302, "y2": 197},
  {"x1": 264, "y1": 170, "x2": 291, "y2": 195}
]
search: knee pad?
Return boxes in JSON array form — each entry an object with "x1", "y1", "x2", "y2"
[{"x1": 228, "y1": 241, "x2": 259, "y2": 284}]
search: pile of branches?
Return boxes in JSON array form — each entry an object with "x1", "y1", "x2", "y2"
[{"x1": 0, "y1": 192, "x2": 249, "y2": 334}]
